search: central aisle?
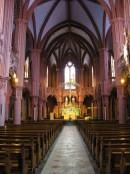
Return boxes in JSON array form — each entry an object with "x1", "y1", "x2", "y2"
[{"x1": 40, "y1": 125, "x2": 99, "y2": 174}]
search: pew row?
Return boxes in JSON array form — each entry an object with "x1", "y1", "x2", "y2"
[
  {"x1": 0, "y1": 120, "x2": 64, "y2": 174},
  {"x1": 77, "y1": 120, "x2": 130, "y2": 174}
]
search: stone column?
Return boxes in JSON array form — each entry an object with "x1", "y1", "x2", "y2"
[
  {"x1": 111, "y1": 18, "x2": 126, "y2": 123},
  {"x1": 124, "y1": 1, "x2": 130, "y2": 36},
  {"x1": 32, "y1": 96, "x2": 38, "y2": 121},
  {"x1": 56, "y1": 69, "x2": 62, "y2": 88},
  {"x1": 5, "y1": 96, "x2": 10, "y2": 121},
  {"x1": 94, "y1": 58, "x2": 100, "y2": 85},
  {"x1": 111, "y1": 18, "x2": 124, "y2": 82},
  {"x1": 0, "y1": 0, "x2": 4, "y2": 32},
  {"x1": 57, "y1": 102, "x2": 61, "y2": 117},
  {"x1": 97, "y1": 98, "x2": 101, "y2": 119},
  {"x1": 43, "y1": 63, "x2": 47, "y2": 88},
  {"x1": 89, "y1": 65, "x2": 92, "y2": 87},
  {"x1": 48, "y1": 65, "x2": 51, "y2": 87},
  {"x1": 78, "y1": 69, "x2": 84, "y2": 88},
  {"x1": 0, "y1": 0, "x2": 14, "y2": 125},
  {"x1": 99, "y1": 48, "x2": 109, "y2": 94},
  {"x1": 78, "y1": 68, "x2": 84, "y2": 114},
  {"x1": 79, "y1": 101, "x2": 83, "y2": 117},
  {"x1": 13, "y1": 19, "x2": 27, "y2": 124},
  {"x1": 98, "y1": 48, "x2": 109, "y2": 120},
  {"x1": 31, "y1": 49, "x2": 41, "y2": 120},
  {"x1": 56, "y1": 69, "x2": 62, "y2": 105},
  {"x1": 0, "y1": 77, "x2": 8, "y2": 126},
  {"x1": 43, "y1": 101, "x2": 47, "y2": 119},
  {"x1": 0, "y1": 13, "x2": 4, "y2": 76},
  {"x1": 102, "y1": 95, "x2": 109, "y2": 120},
  {"x1": 13, "y1": 86, "x2": 23, "y2": 124},
  {"x1": 3, "y1": 0, "x2": 14, "y2": 76},
  {"x1": 38, "y1": 99, "x2": 43, "y2": 120},
  {"x1": 117, "y1": 86, "x2": 126, "y2": 124},
  {"x1": 14, "y1": 19, "x2": 27, "y2": 86}
]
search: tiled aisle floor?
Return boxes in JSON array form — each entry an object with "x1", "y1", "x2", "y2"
[{"x1": 36, "y1": 125, "x2": 100, "y2": 174}]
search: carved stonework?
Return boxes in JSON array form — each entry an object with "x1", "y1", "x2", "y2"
[
  {"x1": 46, "y1": 87, "x2": 58, "y2": 96},
  {"x1": 117, "y1": 85, "x2": 125, "y2": 96},
  {"x1": 13, "y1": 86, "x2": 23, "y2": 98},
  {"x1": 10, "y1": 51, "x2": 19, "y2": 73},
  {"x1": 32, "y1": 96, "x2": 38, "y2": 106},
  {"x1": 0, "y1": 77, "x2": 8, "y2": 89},
  {"x1": 39, "y1": 98, "x2": 43, "y2": 105},
  {"x1": 0, "y1": 32, "x2": 3, "y2": 54}
]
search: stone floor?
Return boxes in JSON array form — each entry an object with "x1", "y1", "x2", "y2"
[{"x1": 36, "y1": 125, "x2": 100, "y2": 174}]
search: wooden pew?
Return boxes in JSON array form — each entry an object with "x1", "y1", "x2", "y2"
[
  {"x1": 0, "y1": 133, "x2": 42, "y2": 165},
  {"x1": 106, "y1": 148, "x2": 130, "y2": 174},
  {"x1": 76, "y1": 121, "x2": 130, "y2": 174},
  {"x1": 0, "y1": 121, "x2": 64, "y2": 174},
  {"x1": 94, "y1": 134, "x2": 130, "y2": 164},
  {"x1": 0, "y1": 144, "x2": 28, "y2": 174}
]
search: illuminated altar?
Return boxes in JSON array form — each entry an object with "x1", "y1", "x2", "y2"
[{"x1": 59, "y1": 106, "x2": 81, "y2": 120}]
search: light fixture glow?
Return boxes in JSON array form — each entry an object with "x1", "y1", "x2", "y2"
[
  {"x1": 13, "y1": 73, "x2": 16, "y2": 79},
  {"x1": 15, "y1": 78, "x2": 18, "y2": 83},
  {"x1": 121, "y1": 78, "x2": 125, "y2": 84}
]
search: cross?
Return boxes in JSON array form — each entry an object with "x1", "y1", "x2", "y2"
[{"x1": 87, "y1": 103, "x2": 97, "y2": 119}]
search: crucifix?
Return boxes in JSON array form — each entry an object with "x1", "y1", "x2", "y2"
[{"x1": 87, "y1": 103, "x2": 97, "y2": 119}]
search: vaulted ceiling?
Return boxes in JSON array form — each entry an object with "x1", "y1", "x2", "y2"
[{"x1": 14, "y1": 0, "x2": 121, "y2": 68}]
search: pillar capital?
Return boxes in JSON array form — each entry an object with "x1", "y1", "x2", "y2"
[
  {"x1": 32, "y1": 95, "x2": 39, "y2": 106},
  {"x1": 111, "y1": 17, "x2": 124, "y2": 24},
  {"x1": 15, "y1": 18, "x2": 28, "y2": 25},
  {"x1": 102, "y1": 95, "x2": 109, "y2": 103},
  {"x1": 0, "y1": 76, "x2": 8, "y2": 90},
  {"x1": 31, "y1": 49, "x2": 41, "y2": 54},
  {"x1": 117, "y1": 85, "x2": 126, "y2": 96},
  {"x1": 13, "y1": 86, "x2": 23, "y2": 99},
  {"x1": 98, "y1": 48, "x2": 109, "y2": 53},
  {"x1": 39, "y1": 98, "x2": 43, "y2": 104},
  {"x1": 13, "y1": 86, "x2": 23, "y2": 125}
]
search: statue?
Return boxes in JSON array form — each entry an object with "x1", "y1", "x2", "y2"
[
  {"x1": 72, "y1": 96, "x2": 75, "y2": 106},
  {"x1": 65, "y1": 96, "x2": 68, "y2": 107}
]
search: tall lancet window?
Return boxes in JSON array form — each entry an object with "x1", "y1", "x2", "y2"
[
  {"x1": 111, "y1": 55, "x2": 115, "y2": 81},
  {"x1": 64, "y1": 61, "x2": 76, "y2": 89},
  {"x1": 92, "y1": 66, "x2": 94, "y2": 87},
  {"x1": 24, "y1": 57, "x2": 30, "y2": 78},
  {"x1": 47, "y1": 66, "x2": 48, "y2": 87}
]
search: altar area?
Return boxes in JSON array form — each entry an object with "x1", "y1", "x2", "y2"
[{"x1": 59, "y1": 106, "x2": 81, "y2": 120}]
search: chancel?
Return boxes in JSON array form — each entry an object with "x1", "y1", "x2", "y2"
[{"x1": 1, "y1": 1, "x2": 130, "y2": 174}]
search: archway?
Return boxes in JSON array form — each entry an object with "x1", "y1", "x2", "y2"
[
  {"x1": 126, "y1": 90, "x2": 130, "y2": 120},
  {"x1": 109, "y1": 88, "x2": 117, "y2": 120},
  {"x1": 83, "y1": 95, "x2": 95, "y2": 118},
  {"x1": 46, "y1": 95, "x2": 57, "y2": 119},
  {"x1": 22, "y1": 88, "x2": 31, "y2": 121}
]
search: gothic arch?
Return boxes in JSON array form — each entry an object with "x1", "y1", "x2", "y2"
[
  {"x1": 46, "y1": 95, "x2": 57, "y2": 118},
  {"x1": 109, "y1": 87, "x2": 117, "y2": 120},
  {"x1": 126, "y1": 90, "x2": 130, "y2": 119},
  {"x1": 22, "y1": 88, "x2": 32, "y2": 121},
  {"x1": 83, "y1": 95, "x2": 94, "y2": 107}
]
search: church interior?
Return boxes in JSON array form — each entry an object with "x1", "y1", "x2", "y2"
[{"x1": 0, "y1": 0, "x2": 130, "y2": 174}]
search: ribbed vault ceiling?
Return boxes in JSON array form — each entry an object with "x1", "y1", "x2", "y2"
[{"x1": 14, "y1": 0, "x2": 120, "y2": 67}]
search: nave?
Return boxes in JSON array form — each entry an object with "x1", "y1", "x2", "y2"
[{"x1": 36, "y1": 124, "x2": 100, "y2": 174}]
